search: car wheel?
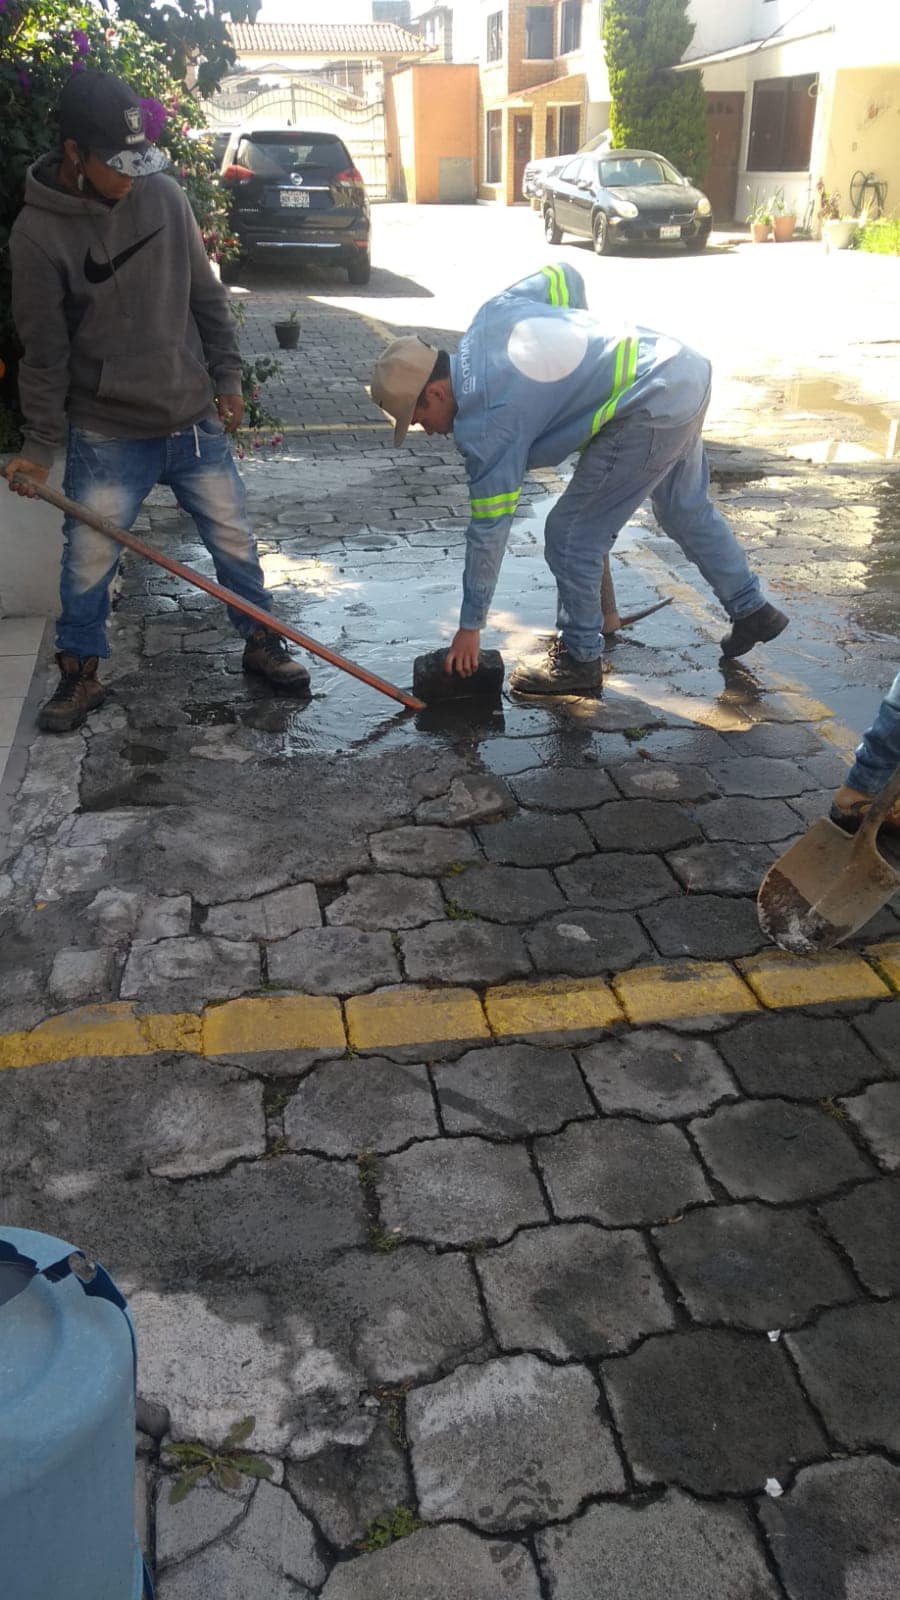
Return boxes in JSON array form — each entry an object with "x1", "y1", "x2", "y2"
[
  {"x1": 347, "y1": 252, "x2": 371, "y2": 285},
  {"x1": 544, "y1": 207, "x2": 562, "y2": 245},
  {"x1": 592, "y1": 212, "x2": 612, "y2": 255},
  {"x1": 684, "y1": 227, "x2": 710, "y2": 253}
]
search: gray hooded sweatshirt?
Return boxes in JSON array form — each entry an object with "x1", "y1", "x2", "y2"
[{"x1": 11, "y1": 156, "x2": 243, "y2": 466}]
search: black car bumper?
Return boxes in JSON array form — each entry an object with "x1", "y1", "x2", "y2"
[
  {"x1": 235, "y1": 227, "x2": 369, "y2": 266},
  {"x1": 610, "y1": 217, "x2": 710, "y2": 245}
]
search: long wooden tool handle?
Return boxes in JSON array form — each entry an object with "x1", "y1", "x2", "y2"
[{"x1": 14, "y1": 475, "x2": 426, "y2": 713}]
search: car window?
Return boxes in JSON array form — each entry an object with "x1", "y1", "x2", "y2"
[
  {"x1": 558, "y1": 155, "x2": 583, "y2": 182},
  {"x1": 234, "y1": 134, "x2": 350, "y2": 178},
  {"x1": 600, "y1": 155, "x2": 679, "y2": 187}
]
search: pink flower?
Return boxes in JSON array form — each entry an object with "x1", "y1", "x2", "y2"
[
  {"x1": 139, "y1": 96, "x2": 167, "y2": 141},
  {"x1": 270, "y1": 433, "x2": 283, "y2": 448}
]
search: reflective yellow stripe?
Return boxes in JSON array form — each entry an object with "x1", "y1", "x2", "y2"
[
  {"x1": 540, "y1": 264, "x2": 569, "y2": 307},
  {"x1": 588, "y1": 335, "x2": 639, "y2": 437},
  {"x1": 470, "y1": 489, "x2": 521, "y2": 519}
]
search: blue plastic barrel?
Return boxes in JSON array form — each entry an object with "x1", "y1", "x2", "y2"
[{"x1": 0, "y1": 1226, "x2": 149, "y2": 1600}]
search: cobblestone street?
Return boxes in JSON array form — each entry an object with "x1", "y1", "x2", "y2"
[{"x1": 1, "y1": 207, "x2": 899, "y2": 1597}]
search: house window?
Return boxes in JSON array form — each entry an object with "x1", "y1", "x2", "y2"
[
  {"x1": 486, "y1": 10, "x2": 503, "y2": 63},
  {"x1": 559, "y1": 104, "x2": 581, "y2": 154},
  {"x1": 747, "y1": 74, "x2": 817, "y2": 171},
  {"x1": 525, "y1": 7, "x2": 553, "y2": 59},
  {"x1": 560, "y1": 0, "x2": 582, "y2": 54},
  {"x1": 486, "y1": 110, "x2": 502, "y2": 183}
]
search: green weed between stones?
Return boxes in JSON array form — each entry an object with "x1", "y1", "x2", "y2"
[
  {"x1": 357, "y1": 1506, "x2": 424, "y2": 1553},
  {"x1": 357, "y1": 1151, "x2": 402, "y2": 1252},
  {"x1": 445, "y1": 899, "x2": 478, "y2": 921},
  {"x1": 263, "y1": 1083, "x2": 293, "y2": 1117},
  {"x1": 166, "y1": 1417, "x2": 273, "y2": 1503}
]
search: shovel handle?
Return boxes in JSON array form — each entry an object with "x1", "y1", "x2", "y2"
[
  {"x1": 13, "y1": 474, "x2": 426, "y2": 713},
  {"x1": 853, "y1": 762, "x2": 900, "y2": 850}
]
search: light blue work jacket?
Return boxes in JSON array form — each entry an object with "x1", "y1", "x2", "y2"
[{"x1": 450, "y1": 263, "x2": 712, "y2": 628}]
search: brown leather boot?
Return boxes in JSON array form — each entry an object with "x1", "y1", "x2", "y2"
[
  {"x1": 241, "y1": 628, "x2": 310, "y2": 693},
  {"x1": 37, "y1": 653, "x2": 106, "y2": 733}
]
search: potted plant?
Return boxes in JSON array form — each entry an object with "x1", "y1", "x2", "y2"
[
  {"x1": 816, "y1": 181, "x2": 857, "y2": 251},
  {"x1": 746, "y1": 188, "x2": 772, "y2": 243},
  {"x1": 273, "y1": 308, "x2": 300, "y2": 350},
  {"x1": 769, "y1": 187, "x2": 797, "y2": 242}
]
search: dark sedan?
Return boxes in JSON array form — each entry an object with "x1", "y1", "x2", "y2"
[{"x1": 543, "y1": 149, "x2": 712, "y2": 255}]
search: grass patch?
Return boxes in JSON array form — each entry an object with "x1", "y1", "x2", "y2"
[
  {"x1": 357, "y1": 1506, "x2": 424, "y2": 1552},
  {"x1": 857, "y1": 216, "x2": 900, "y2": 255}
]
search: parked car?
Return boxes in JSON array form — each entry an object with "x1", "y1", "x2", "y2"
[
  {"x1": 220, "y1": 126, "x2": 371, "y2": 284},
  {"x1": 542, "y1": 149, "x2": 712, "y2": 254},
  {"x1": 522, "y1": 129, "x2": 612, "y2": 203}
]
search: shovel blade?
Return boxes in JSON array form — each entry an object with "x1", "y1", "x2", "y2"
[{"x1": 758, "y1": 817, "x2": 900, "y2": 954}]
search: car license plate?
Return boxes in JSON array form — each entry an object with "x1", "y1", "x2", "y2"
[
  {"x1": 659, "y1": 225, "x2": 680, "y2": 239},
  {"x1": 281, "y1": 190, "x2": 310, "y2": 208}
]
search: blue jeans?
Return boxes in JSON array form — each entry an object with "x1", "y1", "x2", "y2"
[
  {"x1": 58, "y1": 421, "x2": 271, "y2": 658},
  {"x1": 847, "y1": 670, "x2": 900, "y2": 793},
  {"x1": 545, "y1": 398, "x2": 764, "y2": 661}
]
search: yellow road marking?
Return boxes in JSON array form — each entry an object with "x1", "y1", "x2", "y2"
[{"x1": 0, "y1": 946, "x2": 895, "y2": 1072}]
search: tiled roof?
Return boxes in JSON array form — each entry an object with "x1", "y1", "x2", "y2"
[{"x1": 228, "y1": 22, "x2": 431, "y2": 57}]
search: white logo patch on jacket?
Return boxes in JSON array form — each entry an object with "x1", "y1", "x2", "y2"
[{"x1": 506, "y1": 316, "x2": 588, "y2": 383}]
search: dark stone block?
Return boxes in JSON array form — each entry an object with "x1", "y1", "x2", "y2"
[
  {"x1": 820, "y1": 1177, "x2": 900, "y2": 1295},
  {"x1": 692, "y1": 1100, "x2": 873, "y2": 1202},
  {"x1": 524, "y1": 910, "x2": 651, "y2": 976},
  {"x1": 476, "y1": 811, "x2": 593, "y2": 867},
  {"x1": 556, "y1": 852, "x2": 679, "y2": 911},
  {"x1": 509, "y1": 765, "x2": 618, "y2": 810},
  {"x1": 786, "y1": 1302, "x2": 900, "y2": 1451},
  {"x1": 695, "y1": 796, "x2": 800, "y2": 843},
  {"x1": 413, "y1": 648, "x2": 504, "y2": 702},
  {"x1": 581, "y1": 800, "x2": 702, "y2": 852},
  {"x1": 717, "y1": 1015, "x2": 886, "y2": 1098},
  {"x1": 535, "y1": 1118, "x2": 710, "y2": 1226},
  {"x1": 640, "y1": 894, "x2": 765, "y2": 960},
  {"x1": 758, "y1": 1456, "x2": 900, "y2": 1600},
  {"x1": 653, "y1": 1201, "x2": 856, "y2": 1328},
  {"x1": 604, "y1": 1329, "x2": 827, "y2": 1493},
  {"x1": 852, "y1": 1001, "x2": 900, "y2": 1070}
]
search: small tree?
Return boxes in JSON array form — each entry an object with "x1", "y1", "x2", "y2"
[{"x1": 602, "y1": 0, "x2": 709, "y2": 182}]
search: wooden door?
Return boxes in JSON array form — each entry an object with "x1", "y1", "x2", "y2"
[
  {"x1": 512, "y1": 114, "x2": 532, "y2": 203},
  {"x1": 703, "y1": 92, "x2": 744, "y2": 222}
]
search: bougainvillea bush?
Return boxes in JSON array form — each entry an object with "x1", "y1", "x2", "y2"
[{"x1": 0, "y1": 0, "x2": 267, "y2": 450}]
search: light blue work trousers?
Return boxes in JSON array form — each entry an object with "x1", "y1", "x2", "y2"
[
  {"x1": 58, "y1": 420, "x2": 270, "y2": 659},
  {"x1": 545, "y1": 396, "x2": 764, "y2": 661},
  {"x1": 847, "y1": 670, "x2": 900, "y2": 793}
]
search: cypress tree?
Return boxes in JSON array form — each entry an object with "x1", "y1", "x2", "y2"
[{"x1": 602, "y1": 0, "x2": 709, "y2": 181}]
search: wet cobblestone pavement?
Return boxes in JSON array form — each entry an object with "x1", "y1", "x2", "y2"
[{"x1": 1, "y1": 215, "x2": 899, "y2": 1597}]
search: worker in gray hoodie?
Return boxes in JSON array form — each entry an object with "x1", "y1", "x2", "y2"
[{"x1": 3, "y1": 69, "x2": 309, "y2": 731}]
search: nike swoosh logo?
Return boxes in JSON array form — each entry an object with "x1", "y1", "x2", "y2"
[{"x1": 83, "y1": 227, "x2": 164, "y2": 284}]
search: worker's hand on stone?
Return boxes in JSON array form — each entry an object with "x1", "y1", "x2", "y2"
[
  {"x1": 3, "y1": 458, "x2": 49, "y2": 497},
  {"x1": 217, "y1": 393, "x2": 244, "y2": 433},
  {"x1": 444, "y1": 627, "x2": 481, "y2": 676}
]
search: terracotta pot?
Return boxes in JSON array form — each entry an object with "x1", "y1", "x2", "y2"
[
  {"x1": 750, "y1": 222, "x2": 770, "y2": 243},
  {"x1": 772, "y1": 214, "x2": 796, "y2": 242}
]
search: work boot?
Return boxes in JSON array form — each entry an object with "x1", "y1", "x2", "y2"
[
  {"x1": 37, "y1": 653, "x2": 105, "y2": 733},
  {"x1": 720, "y1": 602, "x2": 789, "y2": 659},
  {"x1": 830, "y1": 785, "x2": 900, "y2": 838},
  {"x1": 242, "y1": 627, "x2": 310, "y2": 692},
  {"x1": 509, "y1": 638, "x2": 603, "y2": 696}
]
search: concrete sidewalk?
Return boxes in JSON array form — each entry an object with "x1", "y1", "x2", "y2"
[{"x1": 1, "y1": 254, "x2": 899, "y2": 1598}]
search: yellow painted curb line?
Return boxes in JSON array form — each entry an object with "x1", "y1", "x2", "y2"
[{"x1": 0, "y1": 945, "x2": 895, "y2": 1073}]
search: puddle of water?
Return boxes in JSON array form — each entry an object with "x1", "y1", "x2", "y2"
[{"x1": 785, "y1": 377, "x2": 899, "y2": 463}]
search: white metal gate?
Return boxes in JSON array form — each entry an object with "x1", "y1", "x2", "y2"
[{"x1": 205, "y1": 78, "x2": 388, "y2": 199}]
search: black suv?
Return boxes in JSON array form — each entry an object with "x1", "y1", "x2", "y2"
[{"x1": 221, "y1": 127, "x2": 371, "y2": 284}]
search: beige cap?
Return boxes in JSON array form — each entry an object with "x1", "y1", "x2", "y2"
[{"x1": 370, "y1": 336, "x2": 438, "y2": 444}]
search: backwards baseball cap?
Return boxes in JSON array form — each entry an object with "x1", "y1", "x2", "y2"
[
  {"x1": 58, "y1": 69, "x2": 168, "y2": 177},
  {"x1": 370, "y1": 336, "x2": 439, "y2": 444}
]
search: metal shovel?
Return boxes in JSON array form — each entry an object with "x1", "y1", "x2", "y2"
[{"x1": 757, "y1": 765, "x2": 900, "y2": 954}]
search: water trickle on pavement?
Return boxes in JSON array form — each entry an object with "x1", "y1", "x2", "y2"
[{"x1": 784, "y1": 377, "x2": 899, "y2": 464}]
